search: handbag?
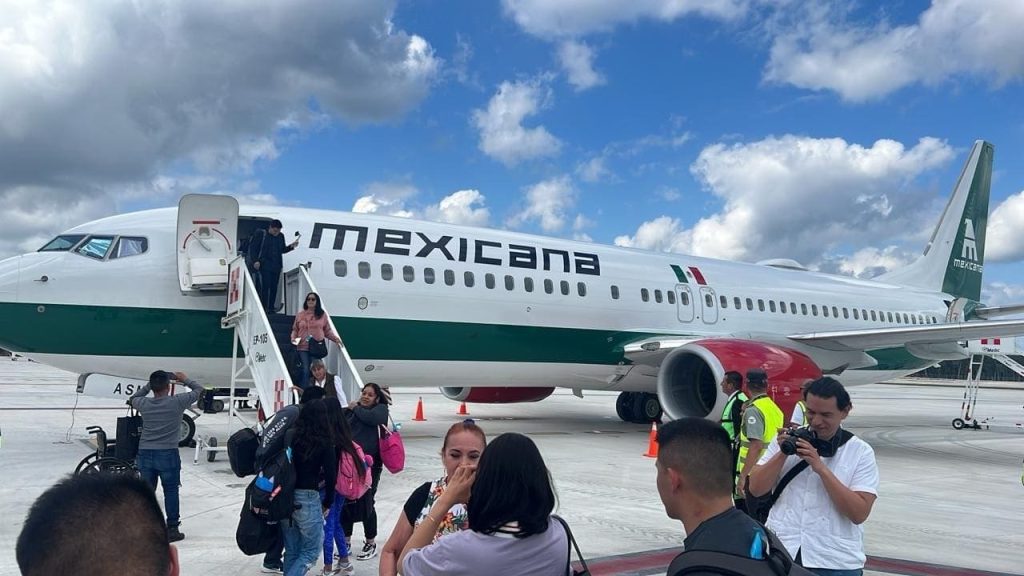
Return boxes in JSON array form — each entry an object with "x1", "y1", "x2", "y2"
[
  {"x1": 378, "y1": 418, "x2": 405, "y2": 474},
  {"x1": 115, "y1": 409, "x2": 142, "y2": 461},
  {"x1": 306, "y1": 337, "x2": 328, "y2": 359},
  {"x1": 552, "y1": 514, "x2": 590, "y2": 576}
]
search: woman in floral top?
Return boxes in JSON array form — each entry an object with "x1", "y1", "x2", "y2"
[{"x1": 378, "y1": 420, "x2": 486, "y2": 576}]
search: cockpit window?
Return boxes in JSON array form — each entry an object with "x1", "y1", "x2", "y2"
[
  {"x1": 110, "y1": 237, "x2": 148, "y2": 259},
  {"x1": 75, "y1": 236, "x2": 115, "y2": 260},
  {"x1": 39, "y1": 235, "x2": 86, "y2": 252}
]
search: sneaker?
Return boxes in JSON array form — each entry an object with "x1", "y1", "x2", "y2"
[
  {"x1": 355, "y1": 541, "x2": 377, "y2": 561},
  {"x1": 337, "y1": 562, "x2": 355, "y2": 575},
  {"x1": 167, "y1": 525, "x2": 185, "y2": 543},
  {"x1": 261, "y1": 563, "x2": 283, "y2": 574},
  {"x1": 318, "y1": 567, "x2": 339, "y2": 576}
]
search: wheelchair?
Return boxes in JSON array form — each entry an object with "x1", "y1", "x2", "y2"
[{"x1": 74, "y1": 425, "x2": 140, "y2": 477}]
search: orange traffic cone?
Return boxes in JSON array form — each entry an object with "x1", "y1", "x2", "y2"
[
  {"x1": 643, "y1": 421, "x2": 659, "y2": 458},
  {"x1": 412, "y1": 396, "x2": 426, "y2": 421},
  {"x1": 457, "y1": 401, "x2": 470, "y2": 416}
]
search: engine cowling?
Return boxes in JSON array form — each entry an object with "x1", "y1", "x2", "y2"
[
  {"x1": 440, "y1": 386, "x2": 555, "y2": 404},
  {"x1": 656, "y1": 339, "x2": 822, "y2": 421}
]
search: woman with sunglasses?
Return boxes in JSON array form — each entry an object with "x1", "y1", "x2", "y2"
[
  {"x1": 379, "y1": 420, "x2": 487, "y2": 576},
  {"x1": 290, "y1": 291, "x2": 341, "y2": 386}
]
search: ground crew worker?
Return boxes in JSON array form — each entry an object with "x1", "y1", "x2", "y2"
[
  {"x1": 719, "y1": 371, "x2": 748, "y2": 509},
  {"x1": 788, "y1": 380, "x2": 812, "y2": 428},
  {"x1": 737, "y1": 368, "x2": 783, "y2": 513}
]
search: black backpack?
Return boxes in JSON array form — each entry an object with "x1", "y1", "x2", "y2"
[
  {"x1": 667, "y1": 524, "x2": 814, "y2": 576},
  {"x1": 248, "y1": 433, "x2": 297, "y2": 522},
  {"x1": 227, "y1": 427, "x2": 260, "y2": 478},
  {"x1": 236, "y1": 482, "x2": 280, "y2": 555}
]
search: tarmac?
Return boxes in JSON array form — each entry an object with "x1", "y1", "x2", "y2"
[{"x1": 1, "y1": 359, "x2": 1022, "y2": 576}]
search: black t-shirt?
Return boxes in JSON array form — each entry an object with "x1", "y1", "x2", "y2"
[
  {"x1": 403, "y1": 481, "x2": 432, "y2": 524},
  {"x1": 668, "y1": 508, "x2": 767, "y2": 576}
]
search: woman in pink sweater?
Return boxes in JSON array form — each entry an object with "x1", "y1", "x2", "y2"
[{"x1": 291, "y1": 292, "x2": 341, "y2": 387}]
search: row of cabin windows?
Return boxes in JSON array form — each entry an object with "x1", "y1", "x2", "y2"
[
  {"x1": 335, "y1": 260, "x2": 588, "y2": 297},
  {"x1": 634, "y1": 286, "x2": 938, "y2": 325}
]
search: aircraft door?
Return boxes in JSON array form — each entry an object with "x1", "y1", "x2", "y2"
[
  {"x1": 676, "y1": 284, "x2": 694, "y2": 323},
  {"x1": 699, "y1": 286, "x2": 718, "y2": 324},
  {"x1": 177, "y1": 194, "x2": 239, "y2": 292}
]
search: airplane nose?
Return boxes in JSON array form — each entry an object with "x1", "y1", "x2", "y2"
[{"x1": 0, "y1": 255, "x2": 21, "y2": 304}]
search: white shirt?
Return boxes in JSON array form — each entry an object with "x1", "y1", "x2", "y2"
[
  {"x1": 758, "y1": 433, "x2": 879, "y2": 570},
  {"x1": 314, "y1": 374, "x2": 347, "y2": 405},
  {"x1": 790, "y1": 402, "x2": 805, "y2": 426}
]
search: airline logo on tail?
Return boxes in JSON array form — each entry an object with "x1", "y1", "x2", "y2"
[
  {"x1": 942, "y1": 142, "x2": 992, "y2": 301},
  {"x1": 954, "y1": 218, "x2": 982, "y2": 271}
]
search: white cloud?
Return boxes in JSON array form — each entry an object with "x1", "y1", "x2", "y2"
[
  {"x1": 558, "y1": 40, "x2": 606, "y2": 91},
  {"x1": 764, "y1": 0, "x2": 1024, "y2": 102},
  {"x1": 509, "y1": 176, "x2": 576, "y2": 232},
  {"x1": 983, "y1": 282, "x2": 1024, "y2": 307},
  {"x1": 502, "y1": 0, "x2": 749, "y2": 39},
  {"x1": 425, "y1": 190, "x2": 491, "y2": 227},
  {"x1": 987, "y1": 190, "x2": 1024, "y2": 262},
  {"x1": 833, "y1": 246, "x2": 916, "y2": 278},
  {"x1": 351, "y1": 182, "x2": 418, "y2": 218},
  {"x1": 616, "y1": 136, "x2": 956, "y2": 265},
  {"x1": 577, "y1": 156, "x2": 613, "y2": 183},
  {"x1": 658, "y1": 186, "x2": 682, "y2": 201},
  {"x1": 0, "y1": 0, "x2": 439, "y2": 257},
  {"x1": 472, "y1": 79, "x2": 562, "y2": 166}
]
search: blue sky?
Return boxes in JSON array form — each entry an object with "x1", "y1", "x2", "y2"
[{"x1": 2, "y1": 0, "x2": 1024, "y2": 304}]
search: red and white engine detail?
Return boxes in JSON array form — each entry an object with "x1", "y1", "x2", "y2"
[
  {"x1": 656, "y1": 339, "x2": 822, "y2": 421},
  {"x1": 440, "y1": 386, "x2": 555, "y2": 404}
]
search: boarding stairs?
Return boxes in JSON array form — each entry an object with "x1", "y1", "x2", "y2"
[
  {"x1": 193, "y1": 257, "x2": 365, "y2": 462},
  {"x1": 951, "y1": 354, "x2": 1024, "y2": 432}
]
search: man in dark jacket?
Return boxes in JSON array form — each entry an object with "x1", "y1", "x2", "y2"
[{"x1": 249, "y1": 219, "x2": 299, "y2": 314}]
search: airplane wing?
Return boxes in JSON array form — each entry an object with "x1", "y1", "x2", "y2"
[
  {"x1": 973, "y1": 303, "x2": 1024, "y2": 319},
  {"x1": 788, "y1": 318, "x2": 1024, "y2": 351}
]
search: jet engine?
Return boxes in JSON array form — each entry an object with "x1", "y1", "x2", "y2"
[
  {"x1": 440, "y1": 386, "x2": 555, "y2": 404},
  {"x1": 656, "y1": 339, "x2": 822, "y2": 421}
]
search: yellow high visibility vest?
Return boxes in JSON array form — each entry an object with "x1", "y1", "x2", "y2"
[
  {"x1": 737, "y1": 395, "x2": 784, "y2": 474},
  {"x1": 720, "y1": 391, "x2": 748, "y2": 442},
  {"x1": 795, "y1": 400, "x2": 808, "y2": 426}
]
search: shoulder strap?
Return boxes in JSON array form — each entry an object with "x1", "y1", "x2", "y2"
[
  {"x1": 551, "y1": 514, "x2": 589, "y2": 575},
  {"x1": 768, "y1": 429, "x2": 856, "y2": 507},
  {"x1": 668, "y1": 550, "x2": 781, "y2": 576}
]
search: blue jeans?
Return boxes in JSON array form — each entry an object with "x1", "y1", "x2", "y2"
[
  {"x1": 297, "y1": 350, "x2": 312, "y2": 389},
  {"x1": 284, "y1": 489, "x2": 324, "y2": 576},
  {"x1": 323, "y1": 490, "x2": 348, "y2": 563},
  {"x1": 806, "y1": 569, "x2": 863, "y2": 576},
  {"x1": 136, "y1": 448, "x2": 181, "y2": 527}
]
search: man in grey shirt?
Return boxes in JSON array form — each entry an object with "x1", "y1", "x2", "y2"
[{"x1": 130, "y1": 370, "x2": 204, "y2": 542}]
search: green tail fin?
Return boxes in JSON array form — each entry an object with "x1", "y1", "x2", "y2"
[{"x1": 877, "y1": 140, "x2": 993, "y2": 301}]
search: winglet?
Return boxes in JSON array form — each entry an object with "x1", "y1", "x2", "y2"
[{"x1": 877, "y1": 140, "x2": 993, "y2": 301}]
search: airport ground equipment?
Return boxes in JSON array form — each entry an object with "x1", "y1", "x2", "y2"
[
  {"x1": 73, "y1": 425, "x2": 140, "y2": 477},
  {"x1": 952, "y1": 353, "x2": 1024, "y2": 431}
]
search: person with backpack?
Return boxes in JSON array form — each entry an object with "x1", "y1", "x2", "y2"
[
  {"x1": 321, "y1": 400, "x2": 364, "y2": 576},
  {"x1": 748, "y1": 378, "x2": 879, "y2": 576},
  {"x1": 283, "y1": 399, "x2": 338, "y2": 576},
  {"x1": 343, "y1": 382, "x2": 390, "y2": 562},
  {"x1": 656, "y1": 418, "x2": 806, "y2": 576},
  {"x1": 379, "y1": 419, "x2": 486, "y2": 576}
]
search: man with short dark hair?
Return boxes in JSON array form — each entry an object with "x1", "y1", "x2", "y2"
[
  {"x1": 718, "y1": 370, "x2": 748, "y2": 509},
  {"x1": 17, "y1": 473, "x2": 181, "y2": 576},
  {"x1": 130, "y1": 370, "x2": 204, "y2": 542},
  {"x1": 249, "y1": 219, "x2": 299, "y2": 314},
  {"x1": 749, "y1": 377, "x2": 879, "y2": 575},
  {"x1": 656, "y1": 418, "x2": 768, "y2": 575}
]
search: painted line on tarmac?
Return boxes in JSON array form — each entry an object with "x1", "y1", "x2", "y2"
[{"x1": 576, "y1": 548, "x2": 1021, "y2": 576}]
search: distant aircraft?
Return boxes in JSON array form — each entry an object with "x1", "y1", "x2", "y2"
[{"x1": 2, "y1": 140, "x2": 1023, "y2": 424}]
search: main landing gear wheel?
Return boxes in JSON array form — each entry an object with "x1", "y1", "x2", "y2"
[
  {"x1": 178, "y1": 414, "x2": 196, "y2": 448},
  {"x1": 206, "y1": 437, "x2": 218, "y2": 462},
  {"x1": 615, "y1": 392, "x2": 663, "y2": 424}
]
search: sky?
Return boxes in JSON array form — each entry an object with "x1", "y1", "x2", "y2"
[{"x1": 2, "y1": 0, "x2": 1024, "y2": 307}]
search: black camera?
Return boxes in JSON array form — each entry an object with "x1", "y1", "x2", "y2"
[{"x1": 780, "y1": 427, "x2": 837, "y2": 457}]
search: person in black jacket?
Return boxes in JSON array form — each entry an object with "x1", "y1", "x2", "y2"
[
  {"x1": 344, "y1": 382, "x2": 390, "y2": 561},
  {"x1": 283, "y1": 399, "x2": 337, "y2": 576},
  {"x1": 249, "y1": 219, "x2": 298, "y2": 314}
]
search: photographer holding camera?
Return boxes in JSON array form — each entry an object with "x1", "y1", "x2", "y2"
[{"x1": 748, "y1": 377, "x2": 879, "y2": 576}]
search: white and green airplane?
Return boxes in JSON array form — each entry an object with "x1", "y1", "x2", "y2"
[{"x1": 1, "y1": 140, "x2": 1022, "y2": 424}]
